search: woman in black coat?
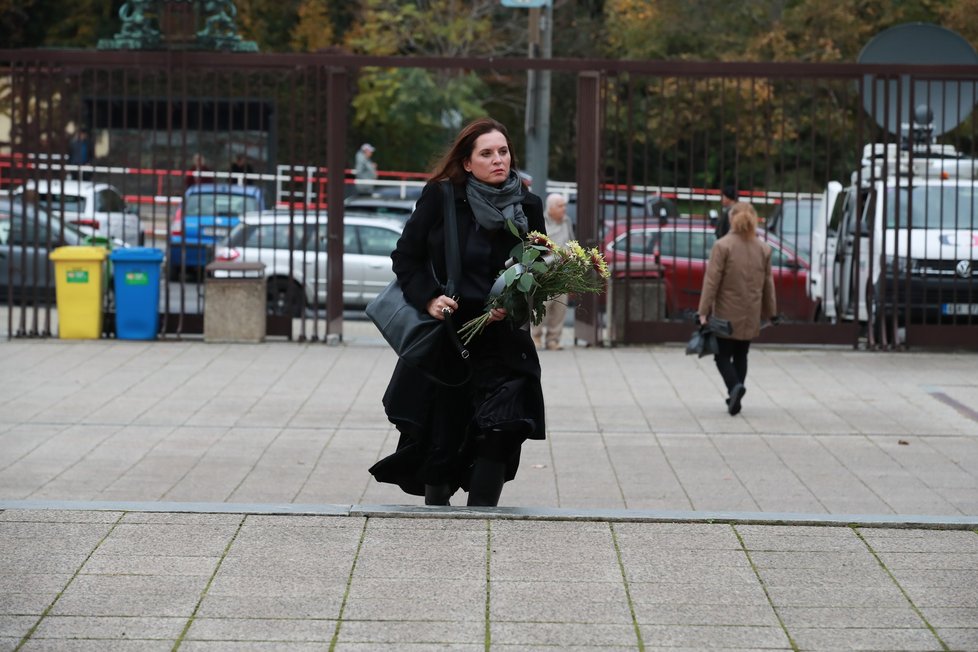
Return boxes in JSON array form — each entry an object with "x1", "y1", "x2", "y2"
[{"x1": 369, "y1": 117, "x2": 546, "y2": 507}]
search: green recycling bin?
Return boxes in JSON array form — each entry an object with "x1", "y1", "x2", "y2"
[
  {"x1": 110, "y1": 247, "x2": 164, "y2": 340},
  {"x1": 82, "y1": 235, "x2": 113, "y2": 287}
]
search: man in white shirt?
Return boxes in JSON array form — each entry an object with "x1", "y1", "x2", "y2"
[{"x1": 532, "y1": 193, "x2": 574, "y2": 350}]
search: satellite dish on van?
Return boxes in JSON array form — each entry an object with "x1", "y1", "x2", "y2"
[{"x1": 858, "y1": 23, "x2": 978, "y2": 137}]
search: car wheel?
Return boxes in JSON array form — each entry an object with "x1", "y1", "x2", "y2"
[{"x1": 267, "y1": 278, "x2": 305, "y2": 317}]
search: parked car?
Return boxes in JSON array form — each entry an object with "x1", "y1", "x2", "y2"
[
  {"x1": 374, "y1": 185, "x2": 423, "y2": 200},
  {"x1": 213, "y1": 210, "x2": 402, "y2": 315},
  {"x1": 565, "y1": 192, "x2": 678, "y2": 238},
  {"x1": 342, "y1": 196, "x2": 415, "y2": 224},
  {"x1": 169, "y1": 183, "x2": 266, "y2": 280},
  {"x1": 1, "y1": 201, "x2": 86, "y2": 303},
  {"x1": 602, "y1": 221, "x2": 816, "y2": 321},
  {"x1": 764, "y1": 197, "x2": 822, "y2": 264},
  {"x1": 14, "y1": 179, "x2": 143, "y2": 247}
]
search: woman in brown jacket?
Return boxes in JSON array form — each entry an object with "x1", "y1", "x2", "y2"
[{"x1": 697, "y1": 202, "x2": 777, "y2": 415}]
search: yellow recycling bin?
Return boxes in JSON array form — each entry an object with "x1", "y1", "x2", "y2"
[{"x1": 49, "y1": 246, "x2": 107, "y2": 339}]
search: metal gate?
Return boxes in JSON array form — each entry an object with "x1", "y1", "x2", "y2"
[
  {"x1": 1, "y1": 51, "x2": 348, "y2": 341},
  {"x1": 3, "y1": 52, "x2": 977, "y2": 348},
  {"x1": 587, "y1": 61, "x2": 978, "y2": 350}
]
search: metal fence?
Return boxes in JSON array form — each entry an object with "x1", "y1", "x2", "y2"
[{"x1": 2, "y1": 50, "x2": 977, "y2": 349}]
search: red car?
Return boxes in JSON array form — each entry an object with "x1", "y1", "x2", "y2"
[{"x1": 602, "y1": 221, "x2": 816, "y2": 321}]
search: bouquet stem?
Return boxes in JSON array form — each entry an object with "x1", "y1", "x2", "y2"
[{"x1": 457, "y1": 313, "x2": 493, "y2": 345}]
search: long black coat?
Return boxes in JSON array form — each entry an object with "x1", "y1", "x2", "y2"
[{"x1": 372, "y1": 180, "x2": 547, "y2": 495}]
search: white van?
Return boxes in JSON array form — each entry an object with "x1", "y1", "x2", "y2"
[{"x1": 810, "y1": 143, "x2": 978, "y2": 325}]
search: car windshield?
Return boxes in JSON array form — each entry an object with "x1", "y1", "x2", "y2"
[
  {"x1": 184, "y1": 193, "x2": 260, "y2": 217},
  {"x1": 885, "y1": 186, "x2": 978, "y2": 229},
  {"x1": 612, "y1": 228, "x2": 717, "y2": 260},
  {"x1": 0, "y1": 207, "x2": 84, "y2": 244},
  {"x1": 97, "y1": 189, "x2": 126, "y2": 212},
  {"x1": 346, "y1": 202, "x2": 411, "y2": 223},
  {"x1": 612, "y1": 229, "x2": 658, "y2": 255},
  {"x1": 658, "y1": 230, "x2": 714, "y2": 260},
  {"x1": 775, "y1": 199, "x2": 822, "y2": 235},
  {"x1": 228, "y1": 222, "x2": 331, "y2": 252},
  {"x1": 37, "y1": 194, "x2": 85, "y2": 212}
]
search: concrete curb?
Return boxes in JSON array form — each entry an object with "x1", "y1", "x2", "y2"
[{"x1": 3, "y1": 499, "x2": 976, "y2": 530}]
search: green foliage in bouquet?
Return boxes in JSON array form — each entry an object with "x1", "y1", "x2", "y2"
[{"x1": 458, "y1": 222, "x2": 610, "y2": 345}]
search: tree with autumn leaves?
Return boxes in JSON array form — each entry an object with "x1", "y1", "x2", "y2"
[
  {"x1": 2, "y1": 0, "x2": 977, "y2": 182},
  {"x1": 600, "y1": 0, "x2": 978, "y2": 191}
]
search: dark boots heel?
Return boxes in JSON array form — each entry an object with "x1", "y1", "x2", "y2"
[
  {"x1": 424, "y1": 483, "x2": 454, "y2": 506},
  {"x1": 467, "y1": 458, "x2": 506, "y2": 507}
]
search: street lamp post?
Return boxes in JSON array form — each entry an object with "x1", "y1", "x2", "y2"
[{"x1": 502, "y1": 0, "x2": 552, "y2": 195}]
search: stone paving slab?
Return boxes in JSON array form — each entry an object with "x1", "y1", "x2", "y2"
[
  {"x1": 1, "y1": 334, "x2": 977, "y2": 648},
  {"x1": 2, "y1": 339, "x2": 977, "y2": 516},
  {"x1": 1, "y1": 510, "x2": 975, "y2": 650}
]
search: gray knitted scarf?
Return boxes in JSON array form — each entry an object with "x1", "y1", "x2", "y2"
[{"x1": 465, "y1": 170, "x2": 528, "y2": 233}]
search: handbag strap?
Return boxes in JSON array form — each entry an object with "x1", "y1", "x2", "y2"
[
  {"x1": 439, "y1": 181, "x2": 470, "y2": 364},
  {"x1": 441, "y1": 180, "x2": 461, "y2": 298}
]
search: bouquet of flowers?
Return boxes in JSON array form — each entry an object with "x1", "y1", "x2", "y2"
[{"x1": 457, "y1": 224, "x2": 610, "y2": 345}]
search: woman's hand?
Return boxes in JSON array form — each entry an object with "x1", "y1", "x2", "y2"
[
  {"x1": 426, "y1": 295, "x2": 459, "y2": 320},
  {"x1": 487, "y1": 307, "x2": 507, "y2": 323},
  {"x1": 699, "y1": 313, "x2": 708, "y2": 326}
]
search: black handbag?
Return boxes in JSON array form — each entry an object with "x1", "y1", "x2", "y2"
[
  {"x1": 366, "y1": 181, "x2": 470, "y2": 380},
  {"x1": 685, "y1": 315, "x2": 731, "y2": 358},
  {"x1": 685, "y1": 326, "x2": 718, "y2": 358},
  {"x1": 707, "y1": 316, "x2": 733, "y2": 336}
]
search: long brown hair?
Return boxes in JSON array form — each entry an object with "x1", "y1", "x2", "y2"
[{"x1": 428, "y1": 117, "x2": 517, "y2": 185}]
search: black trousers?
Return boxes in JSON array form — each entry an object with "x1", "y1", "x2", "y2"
[{"x1": 713, "y1": 338, "x2": 750, "y2": 393}]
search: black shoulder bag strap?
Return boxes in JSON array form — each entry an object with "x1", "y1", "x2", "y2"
[
  {"x1": 440, "y1": 180, "x2": 462, "y2": 307},
  {"x1": 433, "y1": 181, "x2": 471, "y2": 385}
]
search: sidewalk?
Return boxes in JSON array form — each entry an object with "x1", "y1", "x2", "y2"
[{"x1": 1, "y1": 332, "x2": 977, "y2": 650}]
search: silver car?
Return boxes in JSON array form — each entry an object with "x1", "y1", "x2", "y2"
[
  {"x1": 1, "y1": 201, "x2": 86, "y2": 303},
  {"x1": 342, "y1": 197, "x2": 415, "y2": 224},
  {"x1": 214, "y1": 209, "x2": 403, "y2": 315}
]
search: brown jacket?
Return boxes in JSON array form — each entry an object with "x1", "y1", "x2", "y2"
[{"x1": 698, "y1": 232, "x2": 777, "y2": 340}]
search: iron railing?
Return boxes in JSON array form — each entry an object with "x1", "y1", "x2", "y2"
[{"x1": 2, "y1": 50, "x2": 976, "y2": 349}]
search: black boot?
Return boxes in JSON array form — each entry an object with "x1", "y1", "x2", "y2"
[
  {"x1": 467, "y1": 457, "x2": 506, "y2": 507},
  {"x1": 424, "y1": 483, "x2": 453, "y2": 506},
  {"x1": 728, "y1": 383, "x2": 746, "y2": 416}
]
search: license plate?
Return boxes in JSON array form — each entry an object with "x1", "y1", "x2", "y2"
[{"x1": 941, "y1": 303, "x2": 978, "y2": 316}]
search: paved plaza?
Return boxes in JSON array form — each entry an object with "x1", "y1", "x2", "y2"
[{"x1": 0, "y1": 321, "x2": 976, "y2": 650}]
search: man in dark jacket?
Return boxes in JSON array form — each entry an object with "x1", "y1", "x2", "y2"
[
  {"x1": 66, "y1": 128, "x2": 93, "y2": 180},
  {"x1": 714, "y1": 185, "x2": 738, "y2": 239}
]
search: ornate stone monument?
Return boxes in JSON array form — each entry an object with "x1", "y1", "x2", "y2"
[{"x1": 98, "y1": 0, "x2": 258, "y2": 51}]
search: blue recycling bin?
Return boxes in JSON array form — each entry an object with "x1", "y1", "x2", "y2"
[{"x1": 110, "y1": 247, "x2": 164, "y2": 340}]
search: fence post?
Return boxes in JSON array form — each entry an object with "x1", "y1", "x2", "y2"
[
  {"x1": 574, "y1": 71, "x2": 602, "y2": 347},
  {"x1": 326, "y1": 67, "x2": 348, "y2": 343}
]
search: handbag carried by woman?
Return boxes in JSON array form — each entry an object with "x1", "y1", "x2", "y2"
[{"x1": 366, "y1": 180, "x2": 470, "y2": 385}]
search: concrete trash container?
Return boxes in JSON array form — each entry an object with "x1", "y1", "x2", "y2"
[
  {"x1": 204, "y1": 261, "x2": 267, "y2": 343},
  {"x1": 49, "y1": 245, "x2": 107, "y2": 339},
  {"x1": 609, "y1": 269, "x2": 666, "y2": 343},
  {"x1": 110, "y1": 247, "x2": 164, "y2": 340}
]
